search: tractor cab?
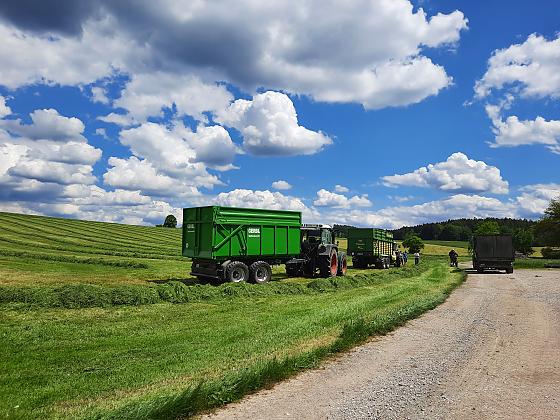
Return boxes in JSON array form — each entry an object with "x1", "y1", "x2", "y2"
[{"x1": 301, "y1": 224, "x2": 334, "y2": 247}]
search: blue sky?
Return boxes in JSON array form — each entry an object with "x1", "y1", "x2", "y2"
[{"x1": 0, "y1": 0, "x2": 558, "y2": 227}]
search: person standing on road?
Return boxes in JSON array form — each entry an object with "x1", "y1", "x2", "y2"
[{"x1": 414, "y1": 252, "x2": 420, "y2": 265}]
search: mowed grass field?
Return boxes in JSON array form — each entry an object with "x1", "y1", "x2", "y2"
[
  {"x1": 0, "y1": 211, "x2": 186, "y2": 286},
  {"x1": 0, "y1": 212, "x2": 467, "y2": 419}
]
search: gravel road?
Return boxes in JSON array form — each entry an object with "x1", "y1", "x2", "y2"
[{"x1": 202, "y1": 268, "x2": 560, "y2": 419}]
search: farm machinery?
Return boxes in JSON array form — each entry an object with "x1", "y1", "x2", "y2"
[{"x1": 182, "y1": 206, "x2": 346, "y2": 284}]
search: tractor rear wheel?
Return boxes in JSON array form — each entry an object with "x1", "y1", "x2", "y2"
[
  {"x1": 337, "y1": 252, "x2": 347, "y2": 276},
  {"x1": 319, "y1": 249, "x2": 338, "y2": 278},
  {"x1": 225, "y1": 261, "x2": 249, "y2": 283},
  {"x1": 250, "y1": 261, "x2": 272, "y2": 284}
]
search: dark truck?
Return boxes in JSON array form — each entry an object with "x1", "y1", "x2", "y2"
[{"x1": 472, "y1": 234, "x2": 514, "y2": 274}]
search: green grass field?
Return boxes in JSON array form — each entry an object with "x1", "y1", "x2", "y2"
[{"x1": 0, "y1": 212, "x2": 468, "y2": 418}]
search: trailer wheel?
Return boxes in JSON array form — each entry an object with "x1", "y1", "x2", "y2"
[
  {"x1": 250, "y1": 261, "x2": 272, "y2": 284},
  {"x1": 337, "y1": 252, "x2": 347, "y2": 276},
  {"x1": 225, "y1": 261, "x2": 249, "y2": 283},
  {"x1": 320, "y1": 249, "x2": 338, "y2": 278}
]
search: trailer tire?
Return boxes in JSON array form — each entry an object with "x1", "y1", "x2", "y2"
[
  {"x1": 250, "y1": 261, "x2": 272, "y2": 284},
  {"x1": 320, "y1": 249, "x2": 338, "y2": 278},
  {"x1": 337, "y1": 252, "x2": 347, "y2": 276},
  {"x1": 225, "y1": 261, "x2": 249, "y2": 283}
]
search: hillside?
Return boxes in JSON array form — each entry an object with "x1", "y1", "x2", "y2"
[{"x1": 0, "y1": 211, "x2": 186, "y2": 286}]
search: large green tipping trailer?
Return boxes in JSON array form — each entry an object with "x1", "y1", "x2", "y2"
[
  {"x1": 347, "y1": 228, "x2": 397, "y2": 269},
  {"x1": 182, "y1": 206, "x2": 346, "y2": 283}
]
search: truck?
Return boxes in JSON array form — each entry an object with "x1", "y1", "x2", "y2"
[
  {"x1": 182, "y1": 206, "x2": 346, "y2": 283},
  {"x1": 472, "y1": 234, "x2": 514, "y2": 274},
  {"x1": 347, "y1": 227, "x2": 397, "y2": 269}
]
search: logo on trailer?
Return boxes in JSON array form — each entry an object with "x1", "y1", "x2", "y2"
[{"x1": 247, "y1": 227, "x2": 260, "y2": 238}]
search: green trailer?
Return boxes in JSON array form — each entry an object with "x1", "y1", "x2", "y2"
[
  {"x1": 182, "y1": 206, "x2": 346, "y2": 283},
  {"x1": 347, "y1": 227, "x2": 397, "y2": 269}
]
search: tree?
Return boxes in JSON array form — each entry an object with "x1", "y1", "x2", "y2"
[
  {"x1": 163, "y1": 214, "x2": 177, "y2": 228},
  {"x1": 474, "y1": 220, "x2": 500, "y2": 235},
  {"x1": 535, "y1": 197, "x2": 560, "y2": 246},
  {"x1": 439, "y1": 224, "x2": 462, "y2": 241},
  {"x1": 513, "y1": 228, "x2": 534, "y2": 255},
  {"x1": 402, "y1": 235, "x2": 424, "y2": 253}
]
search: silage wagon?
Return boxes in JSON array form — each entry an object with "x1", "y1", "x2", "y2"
[
  {"x1": 182, "y1": 206, "x2": 346, "y2": 283},
  {"x1": 347, "y1": 227, "x2": 397, "y2": 269}
]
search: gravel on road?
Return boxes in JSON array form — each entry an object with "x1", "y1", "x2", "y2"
[{"x1": 202, "y1": 269, "x2": 560, "y2": 419}]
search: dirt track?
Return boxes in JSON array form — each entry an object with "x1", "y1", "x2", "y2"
[{"x1": 203, "y1": 268, "x2": 560, "y2": 419}]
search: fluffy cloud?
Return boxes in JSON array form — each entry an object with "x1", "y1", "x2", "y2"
[
  {"x1": 382, "y1": 152, "x2": 509, "y2": 194},
  {"x1": 477, "y1": 35, "x2": 560, "y2": 153},
  {"x1": 115, "y1": 121, "x2": 234, "y2": 186},
  {"x1": 475, "y1": 34, "x2": 560, "y2": 100},
  {"x1": 115, "y1": 73, "x2": 233, "y2": 122},
  {"x1": 0, "y1": 1, "x2": 466, "y2": 111},
  {"x1": 329, "y1": 194, "x2": 516, "y2": 229},
  {"x1": 486, "y1": 104, "x2": 560, "y2": 154},
  {"x1": 98, "y1": 112, "x2": 136, "y2": 127},
  {"x1": 216, "y1": 189, "x2": 306, "y2": 211},
  {"x1": 334, "y1": 185, "x2": 349, "y2": 193},
  {"x1": 103, "y1": 157, "x2": 176, "y2": 193},
  {"x1": 0, "y1": 95, "x2": 11, "y2": 118},
  {"x1": 216, "y1": 91, "x2": 331, "y2": 156},
  {"x1": 313, "y1": 189, "x2": 372, "y2": 208},
  {"x1": 516, "y1": 183, "x2": 560, "y2": 218},
  {"x1": 271, "y1": 180, "x2": 292, "y2": 190},
  {"x1": 1, "y1": 108, "x2": 86, "y2": 142},
  {"x1": 91, "y1": 86, "x2": 110, "y2": 104},
  {"x1": 0, "y1": 107, "x2": 101, "y2": 202}
]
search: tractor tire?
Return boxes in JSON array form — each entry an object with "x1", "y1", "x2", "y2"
[
  {"x1": 337, "y1": 252, "x2": 347, "y2": 276},
  {"x1": 250, "y1": 261, "x2": 272, "y2": 284},
  {"x1": 319, "y1": 249, "x2": 338, "y2": 278},
  {"x1": 225, "y1": 261, "x2": 249, "y2": 283}
]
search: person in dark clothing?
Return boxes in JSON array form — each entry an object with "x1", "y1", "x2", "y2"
[{"x1": 448, "y1": 249, "x2": 458, "y2": 267}]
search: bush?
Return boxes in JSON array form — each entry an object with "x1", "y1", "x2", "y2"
[{"x1": 541, "y1": 247, "x2": 560, "y2": 259}]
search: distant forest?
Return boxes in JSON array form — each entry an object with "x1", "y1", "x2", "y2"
[{"x1": 334, "y1": 218, "x2": 541, "y2": 244}]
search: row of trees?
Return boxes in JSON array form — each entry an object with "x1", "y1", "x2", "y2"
[{"x1": 392, "y1": 217, "x2": 537, "y2": 242}]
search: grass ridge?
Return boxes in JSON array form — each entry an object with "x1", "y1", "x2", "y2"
[{"x1": 0, "y1": 264, "x2": 430, "y2": 309}]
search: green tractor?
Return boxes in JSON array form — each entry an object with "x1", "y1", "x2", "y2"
[{"x1": 285, "y1": 224, "x2": 347, "y2": 278}]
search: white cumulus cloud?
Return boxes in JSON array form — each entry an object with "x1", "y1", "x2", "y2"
[
  {"x1": 271, "y1": 180, "x2": 292, "y2": 190},
  {"x1": 216, "y1": 91, "x2": 331, "y2": 156},
  {"x1": 475, "y1": 34, "x2": 560, "y2": 100},
  {"x1": 313, "y1": 189, "x2": 372, "y2": 208},
  {"x1": 382, "y1": 152, "x2": 509, "y2": 194}
]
